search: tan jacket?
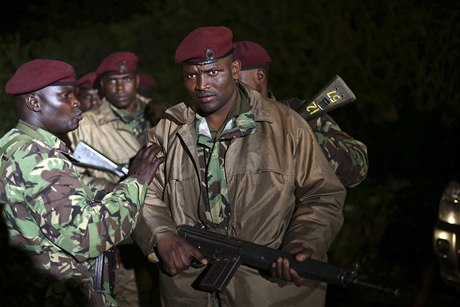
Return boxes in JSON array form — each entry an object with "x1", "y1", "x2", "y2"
[
  {"x1": 133, "y1": 85, "x2": 346, "y2": 306},
  {"x1": 67, "y1": 98, "x2": 145, "y2": 189}
]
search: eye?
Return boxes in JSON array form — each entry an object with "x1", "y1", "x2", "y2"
[
  {"x1": 184, "y1": 73, "x2": 196, "y2": 79},
  {"x1": 209, "y1": 70, "x2": 218, "y2": 76},
  {"x1": 125, "y1": 76, "x2": 133, "y2": 82}
]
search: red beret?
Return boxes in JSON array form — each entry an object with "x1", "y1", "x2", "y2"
[
  {"x1": 138, "y1": 73, "x2": 157, "y2": 88},
  {"x1": 5, "y1": 59, "x2": 76, "y2": 95},
  {"x1": 233, "y1": 41, "x2": 271, "y2": 70},
  {"x1": 175, "y1": 26, "x2": 234, "y2": 65},
  {"x1": 77, "y1": 71, "x2": 97, "y2": 89},
  {"x1": 96, "y1": 51, "x2": 138, "y2": 77}
]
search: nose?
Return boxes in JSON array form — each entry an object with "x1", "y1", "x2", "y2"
[
  {"x1": 90, "y1": 94, "x2": 100, "y2": 106},
  {"x1": 195, "y1": 75, "x2": 208, "y2": 91},
  {"x1": 71, "y1": 94, "x2": 81, "y2": 109},
  {"x1": 116, "y1": 80, "x2": 125, "y2": 91}
]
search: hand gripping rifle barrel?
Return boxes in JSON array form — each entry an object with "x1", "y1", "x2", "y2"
[{"x1": 177, "y1": 225, "x2": 400, "y2": 297}]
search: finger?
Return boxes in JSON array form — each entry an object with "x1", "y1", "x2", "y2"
[
  {"x1": 295, "y1": 252, "x2": 308, "y2": 262},
  {"x1": 281, "y1": 258, "x2": 292, "y2": 281},
  {"x1": 163, "y1": 250, "x2": 178, "y2": 275},
  {"x1": 188, "y1": 246, "x2": 208, "y2": 265},
  {"x1": 151, "y1": 156, "x2": 165, "y2": 170},
  {"x1": 273, "y1": 257, "x2": 283, "y2": 278},
  {"x1": 290, "y1": 268, "x2": 305, "y2": 287},
  {"x1": 172, "y1": 242, "x2": 192, "y2": 273},
  {"x1": 146, "y1": 145, "x2": 162, "y2": 158}
]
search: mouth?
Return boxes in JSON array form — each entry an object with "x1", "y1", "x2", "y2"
[
  {"x1": 115, "y1": 97, "x2": 128, "y2": 102},
  {"x1": 196, "y1": 94, "x2": 215, "y2": 103},
  {"x1": 75, "y1": 112, "x2": 83, "y2": 122}
]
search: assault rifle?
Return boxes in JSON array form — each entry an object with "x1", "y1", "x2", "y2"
[
  {"x1": 296, "y1": 75, "x2": 356, "y2": 120},
  {"x1": 177, "y1": 224, "x2": 400, "y2": 297},
  {"x1": 72, "y1": 141, "x2": 129, "y2": 178}
]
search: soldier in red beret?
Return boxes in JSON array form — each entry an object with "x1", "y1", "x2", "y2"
[
  {"x1": 133, "y1": 26, "x2": 346, "y2": 306},
  {"x1": 76, "y1": 71, "x2": 101, "y2": 112},
  {"x1": 0, "y1": 58, "x2": 164, "y2": 306},
  {"x1": 67, "y1": 51, "x2": 160, "y2": 306},
  {"x1": 233, "y1": 40, "x2": 369, "y2": 188}
]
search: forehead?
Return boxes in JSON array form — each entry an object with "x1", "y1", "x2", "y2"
[
  {"x1": 182, "y1": 56, "x2": 235, "y2": 73},
  {"x1": 41, "y1": 85, "x2": 75, "y2": 94},
  {"x1": 103, "y1": 72, "x2": 136, "y2": 80},
  {"x1": 79, "y1": 88, "x2": 98, "y2": 95}
]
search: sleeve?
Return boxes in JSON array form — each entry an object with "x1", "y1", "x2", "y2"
[
  {"x1": 308, "y1": 114, "x2": 369, "y2": 188},
  {"x1": 20, "y1": 146, "x2": 148, "y2": 262},
  {"x1": 132, "y1": 123, "x2": 177, "y2": 260},
  {"x1": 282, "y1": 114, "x2": 346, "y2": 259}
]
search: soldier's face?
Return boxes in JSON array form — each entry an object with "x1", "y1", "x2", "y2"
[
  {"x1": 182, "y1": 56, "x2": 240, "y2": 116},
  {"x1": 34, "y1": 86, "x2": 82, "y2": 134},
  {"x1": 101, "y1": 72, "x2": 139, "y2": 112},
  {"x1": 77, "y1": 88, "x2": 101, "y2": 112}
]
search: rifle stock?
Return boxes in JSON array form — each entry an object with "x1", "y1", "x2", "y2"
[
  {"x1": 177, "y1": 224, "x2": 400, "y2": 297},
  {"x1": 297, "y1": 75, "x2": 356, "y2": 120}
]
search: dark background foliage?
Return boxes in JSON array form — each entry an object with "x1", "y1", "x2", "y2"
[{"x1": 1, "y1": 0, "x2": 460, "y2": 305}]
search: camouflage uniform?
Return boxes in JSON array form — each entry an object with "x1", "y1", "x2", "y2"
[
  {"x1": 280, "y1": 96, "x2": 369, "y2": 188},
  {"x1": 0, "y1": 121, "x2": 148, "y2": 306},
  {"x1": 67, "y1": 96, "x2": 156, "y2": 307}
]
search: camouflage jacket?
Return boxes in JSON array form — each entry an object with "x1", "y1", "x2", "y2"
[
  {"x1": 280, "y1": 97, "x2": 369, "y2": 188},
  {"x1": 0, "y1": 121, "x2": 148, "y2": 306}
]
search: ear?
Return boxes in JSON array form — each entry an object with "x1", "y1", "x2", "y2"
[
  {"x1": 135, "y1": 74, "x2": 141, "y2": 89},
  {"x1": 231, "y1": 60, "x2": 241, "y2": 80},
  {"x1": 256, "y1": 69, "x2": 266, "y2": 82},
  {"x1": 25, "y1": 94, "x2": 40, "y2": 112}
]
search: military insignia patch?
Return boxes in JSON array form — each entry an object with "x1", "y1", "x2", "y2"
[
  {"x1": 119, "y1": 60, "x2": 128, "y2": 73},
  {"x1": 205, "y1": 48, "x2": 215, "y2": 62}
]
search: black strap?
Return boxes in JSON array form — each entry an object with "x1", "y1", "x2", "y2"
[{"x1": 93, "y1": 254, "x2": 105, "y2": 292}]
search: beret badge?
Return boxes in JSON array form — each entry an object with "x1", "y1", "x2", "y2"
[
  {"x1": 119, "y1": 60, "x2": 128, "y2": 73},
  {"x1": 205, "y1": 48, "x2": 216, "y2": 62}
]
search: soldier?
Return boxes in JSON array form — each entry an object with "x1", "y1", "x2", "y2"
[
  {"x1": 137, "y1": 72, "x2": 157, "y2": 101},
  {"x1": 76, "y1": 71, "x2": 101, "y2": 112},
  {"x1": 67, "y1": 52, "x2": 158, "y2": 307},
  {"x1": 0, "y1": 59, "x2": 164, "y2": 306},
  {"x1": 233, "y1": 40, "x2": 369, "y2": 188},
  {"x1": 137, "y1": 72, "x2": 168, "y2": 126},
  {"x1": 133, "y1": 26, "x2": 345, "y2": 306}
]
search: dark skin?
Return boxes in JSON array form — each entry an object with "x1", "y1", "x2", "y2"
[
  {"x1": 100, "y1": 72, "x2": 140, "y2": 113},
  {"x1": 17, "y1": 85, "x2": 164, "y2": 184},
  {"x1": 238, "y1": 67, "x2": 269, "y2": 98},
  {"x1": 77, "y1": 88, "x2": 101, "y2": 112},
  {"x1": 156, "y1": 55, "x2": 310, "y2": 286}
]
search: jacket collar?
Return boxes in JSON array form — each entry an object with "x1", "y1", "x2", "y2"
[
  {"x1": 165, "y1": 82, "x2": 274, "y2": 125},
  {"x1": 92, "y1": 95, "x2": 147, "y2": 126}
]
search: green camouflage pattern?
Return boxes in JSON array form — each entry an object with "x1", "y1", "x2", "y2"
[
  {"x1": 280, "y1": 97, "x2": 369, "y2": 188},
  {"x1": 0, "y1": 121, "x2": 148, "y2": 306},
  {"x1": 306, "y1": 113, "x2": 369, "y2": 188},
  {"x1": 196, "y1": 111, "x2": 256, "y2": 234}
]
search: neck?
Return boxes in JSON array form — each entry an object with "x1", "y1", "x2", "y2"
[{"x1": 205, "y1": 94, "x2": 237, "y2": 131}]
